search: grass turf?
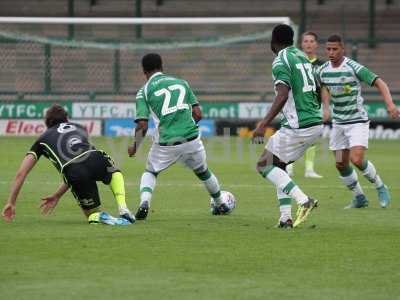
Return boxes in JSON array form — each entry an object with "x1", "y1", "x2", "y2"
[{"x1": 0, "y1": 137, "x2": 399, "y2": 300}]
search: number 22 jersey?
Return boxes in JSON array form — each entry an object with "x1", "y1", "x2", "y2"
[{"x1": 135, "y1": 72, "x2": 199, "y2": 144}]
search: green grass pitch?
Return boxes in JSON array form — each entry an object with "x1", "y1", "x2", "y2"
[{"x1": 1, "y1": 137, "x2": 399, "y2": 299}]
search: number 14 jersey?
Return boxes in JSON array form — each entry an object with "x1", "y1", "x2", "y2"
[
  {"x1": 272, "y1": 46, "x2": 322, "y2": 129},
  {"x1": 135, "y1": 72, "x2": 199, "y2": 144}
]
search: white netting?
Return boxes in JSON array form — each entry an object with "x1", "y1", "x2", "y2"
[{"x1": 0, "y1": 18, "x2": 296, "y2": 101}]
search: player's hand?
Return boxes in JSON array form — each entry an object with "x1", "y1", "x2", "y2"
[
  {"x1": 128, "y1": 144, "x2": 137, "y2": 157},
  {"x1": 387, "y1": 104, "x2": 400, "y2": 119},
  {"x1": 40, "y1": 195, "x2": 60, "y2": 215},
  {"x1": 2, "y1": 202, "x2": 16, "y2": 222},
  {"x1": 323, "y1": 108, "x2": 331, "y2": 123},
  {"x1": 252, "y1": 126, "x2": 266, "y2": 144}
]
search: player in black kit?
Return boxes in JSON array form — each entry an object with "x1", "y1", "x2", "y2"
[{"x1": 2, "y1": 104, "x2": 135, "y2": 225}]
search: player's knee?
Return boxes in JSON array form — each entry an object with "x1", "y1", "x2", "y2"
[
  {"x1": 335, "y1": 161, "x2": 347, "y2": 171},
  {"x1": 145, "y1": 170, "x2": 159, "y2": 177},
  {"x1": 256, "y1": 161, "x2": 265, "y2": 173},
  {"x1": 350, "y1": 156, "x2": 364, "y2": 169},
  {"x1": 274, "y1": 161, "x2": 287, "y2": 171},
  {"x1": 256, "y1": 159, "x2": 273, "y2": 174},
  {"x1": 194, "y1": 168, "x2": 211, "y2": 181},
  {"x1": 193, "y1": 164, "x2": 208, "y2": 175}
]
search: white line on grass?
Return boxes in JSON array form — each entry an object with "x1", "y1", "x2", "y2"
[{"x1": 0, "y1": 180, "x2": 397, "y2": 190}]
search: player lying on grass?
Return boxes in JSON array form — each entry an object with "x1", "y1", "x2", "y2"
[
  {"x1": 128, "y1": 53, "x2": 228, "y2": 220},
  {"x1": 2, "y1": 104, "x2": 135, "y2": 225},
  {"x1": 318, "y1": 34, "x2": 399, "y2": 208},
  {"x1": 252, "y1": 24, "x2": 321, "y2": 228}
]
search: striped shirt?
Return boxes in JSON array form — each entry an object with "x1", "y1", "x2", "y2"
[{"x1": 317, "y1": 56, "x2": 378, "y2": 124}]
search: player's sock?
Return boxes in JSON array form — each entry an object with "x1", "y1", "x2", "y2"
[
  {"x1": 339, "y1": 166, "x2": 364, "y2": 197},
  {"x1": 359, "y1": 160, "x2": 384, "y2": 189},
  {"x1": 286, "y1": 163, "x2": 294, "y2": 177},
  {"x1": 305, "y1": 146, "x2": 316, "y2": 172},
  {"x1": 140, "y1": 171, "x2": 156, "y2": 207},
  {"x1": 277, "y1": 188, "x2": 292, "y2": 222},
  {"x1": 196, "y1": 169, "x2": 222, "y2": 205},
  {"x1": 261, "y1": 165, "x2": 308, "y2": 205},
  {"x1": 109, "y1": 172, "x2": 127, "y2": 212}
]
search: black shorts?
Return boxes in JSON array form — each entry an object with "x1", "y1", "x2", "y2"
[{"x1": 63, "y1": 151, "x2": 119, "y2": 210}]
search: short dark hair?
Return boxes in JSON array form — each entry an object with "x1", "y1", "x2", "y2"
[
  {"x1": 142, "y1": 53, "x2": 163, "y2": 73},
  {"x1": 45, "y1": 104, "x2": 68, "y2": 128},
  {"x1": 302, "y1": 31, "x2": 318, "y2": 42},
  {"x1": 272, "y1": 24, "x2": 294, "y2": 46},
  {"x1": 327, "y1": 34, "x2": 343, "y2": 43}
]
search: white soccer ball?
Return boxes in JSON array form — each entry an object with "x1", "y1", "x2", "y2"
[{"x1": 210, "y1": 190, "x2": 236, "y2": 215}]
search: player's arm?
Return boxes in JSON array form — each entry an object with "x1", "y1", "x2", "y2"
[
  {"x1": 352, "y1": 60, "x2": 399, "y2": 119},
  {"x1": 252, "y1": 58, "x2": 291, "y2": 142},
  {"x1": 192, "y1": 104, "x2": 202, "y2": 123},
  {"x1": 40, "y1": 183, "x2": 70, "y2": 215},
  {"x1": 129, "y1": 88, "x2": 150, "y2": 157},
  {"x1": 2, "y1": 154, "x2": 37, "y2": 222},
  {"x1": 128, "y1": 120, "x2": 148, "y2": 157},
  {"x1": 374, "y1": 78, "x2": 399, "y2": 119},
  {"x1": 321, "y1": 86, "x2": 331, "y2": 122},
  {"x1": 185, "y1": 81, "x2": 202, "y2": 123},
  {"x1": 252, "y1": 83, "x2": 289, "y2": 142}
]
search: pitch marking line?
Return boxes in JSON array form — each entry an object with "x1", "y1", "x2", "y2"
[{"x1": 0, "y1": 180, "x2": 398, "y2": 190}]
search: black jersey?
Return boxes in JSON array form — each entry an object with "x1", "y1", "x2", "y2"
[{"x1": 28, "y1": 122, "x2": 97, "y2": 173}]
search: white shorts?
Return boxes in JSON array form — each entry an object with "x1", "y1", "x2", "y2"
[
  {"x1": 329, "y1": 121, "x2": 369, "y2": 151},
  {"x1": 266, "y1": 125, "x2": 323, "y2": 164},
  {"x1": 146, "y1": 137, "x2": 207, "y2": 174}
]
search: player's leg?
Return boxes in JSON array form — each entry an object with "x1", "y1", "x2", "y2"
[
  {"x1": 87, "y1": 151, "x2": 134, "y2": 222},
  {"x1": 304, "y1": 145, "x2": 323, "y2": 178},
  {"x1": 108, "y1": 172, "x2": 136, "y2": 222},
  {"x1": 66, "y1": 170, "x2": 130, "y2": 225},
  {"x1": 257, "y1": 150, "x2": 308, "y2": 205},
  {"x1": 179, "y1": 138, "x2": 225, "y2": 214},
  {"x1": 256, "y1": 150, "x2": 317, "y2": 227},
  {"x1": 330, "y1": 123, "x2": 367, "y2": 208},
  {"x1": 358, "y1": 159, "x2": 390, "y2": 208},
  {"x1": 350, "y1": 148, "x2": 390, "y2": 208},
  {"x1": 347, "y1": 122, "x2": 390, "y2": 208},
  {"x1": 135, "y1": 143, "x2": 179, "y2": 220},
  {"x1": 334, "y1": 149, "x2": 367, "y2": 208},
  {"x1": 276, "y1": 187, "x2": 293, "y2": 228},
  {"x1": 286, "y1": 163, "x2": 294, "y2": 177},
  {"x1": 194, "y1": 167, "x2": 224, "y2": 215},
  {"x1": 136, "y1": 170, "x2": 157, "y2": 220},
  {"x1": 257, "y1": 126, "x2": 322, "y2": 227},
  {"x1": 65, "y1": 164, "x2": 102, "y2": 219}
]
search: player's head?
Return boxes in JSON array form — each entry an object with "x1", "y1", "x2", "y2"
[
  {"x1": 45, "y1": 104, "x2": 68, "y2": 128},
  {"x1": 301, "y1": 31, "x2": 319, "y2": 57},
  {"x1": 270, "y1": 24, "x2": 294, "y2": 54},
  {"x1": 326, "y1": 34, "x2": 345, "y2": 64},
  {"x1": 142, "y1": 53, "x2": 163, "y2": 78}
]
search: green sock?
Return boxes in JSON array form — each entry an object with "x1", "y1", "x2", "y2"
[
  {"x1": 305, "y1": 146, "x2": 316, "y2": 172},
  {"x1": 196, "y1": 169, "x2": 221, "y2": 201},
  {"x1": 338, "y1": 165, "x2": 353, "y2": 177},
  {"x1": 110, "y1": 172, "x2": 127, "y2": 210}
]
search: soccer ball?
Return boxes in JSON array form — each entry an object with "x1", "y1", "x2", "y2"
[{"x1": 210, "y1": 191, "x2": 236, "y2": 215}]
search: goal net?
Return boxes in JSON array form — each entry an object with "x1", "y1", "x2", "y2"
[{"x1": 0, "y1": 17, "x2": 297, "y2": 102}]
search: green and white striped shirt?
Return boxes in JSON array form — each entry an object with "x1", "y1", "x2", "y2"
[{"x1": 317, "y1": 57, "x2": 378, "y2": 124}]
